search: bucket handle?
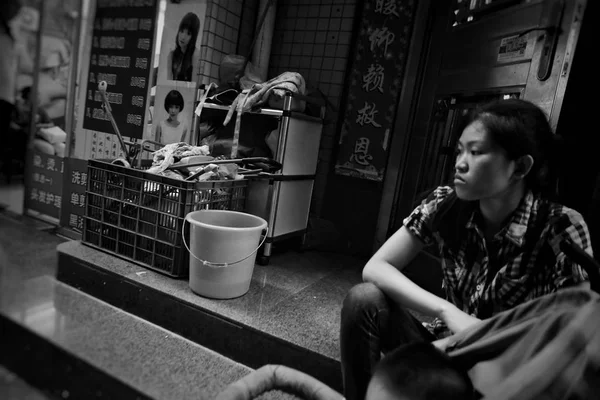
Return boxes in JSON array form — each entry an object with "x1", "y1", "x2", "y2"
[{"x1": 181, "y1": 218, "x2": 268, "y2": 268}]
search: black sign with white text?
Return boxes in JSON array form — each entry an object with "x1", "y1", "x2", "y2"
[
  {"x1": 82, "y1": 0, "x2": 157, "y2": 139},
  {"x1": 59, "y1": 157, "x2": 89, "y2": 233},
  {"x1": 24, "y1": 151, "x2": 64, "y2": 220}
]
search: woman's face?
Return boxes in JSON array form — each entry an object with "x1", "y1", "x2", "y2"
[
  {"x1": 453, "y1": 120, "x2": 517, "y2": 201},
  {"x1": 177, "y1": 28, "x2": 192, "y2": 50},
  {"x1": 168, "y1": 105, "x2": 181, "y2": 119}
]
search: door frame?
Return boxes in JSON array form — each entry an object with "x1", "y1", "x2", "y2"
[{"x1": 373, "y1": 0, "x2": 435, "y2": 251}]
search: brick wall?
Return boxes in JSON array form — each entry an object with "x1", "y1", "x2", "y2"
[
  {"x1": 197, "y1": 0, "x2": 359, "y2": 222},
  {"x1": 197, "y1": 0, "x2": 245, "y2": 85},
  {"x1": 267, "y1": 0, "x2": 358, "y2": 217}
]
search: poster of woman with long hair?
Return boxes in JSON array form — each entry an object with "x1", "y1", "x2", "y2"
[{"x1": 157, "y1": 1, "x2": 206, "y2": 85}]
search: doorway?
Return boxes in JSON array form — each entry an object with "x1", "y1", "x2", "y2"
[{"x1": 376, "y1": 0, "x2": 589, "y2": 249}]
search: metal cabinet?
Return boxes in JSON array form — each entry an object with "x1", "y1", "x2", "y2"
[{"x1": 198, "y1": 93, "x2": 324, "y2": 264}]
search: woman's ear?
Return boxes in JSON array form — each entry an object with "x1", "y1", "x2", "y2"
[{"x1": 513, "y1": 155, "x2": 534, "y2": 179}]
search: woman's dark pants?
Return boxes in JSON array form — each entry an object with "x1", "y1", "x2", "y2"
[{"x1": 340, "y1": 282, "x2": 436, "y2": 400}]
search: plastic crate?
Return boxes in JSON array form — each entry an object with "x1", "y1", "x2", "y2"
[{"x1": 82, "y1": 159, "x2": 248, "y2": 277}]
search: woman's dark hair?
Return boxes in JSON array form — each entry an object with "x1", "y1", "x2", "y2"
[
  {"x1": 164, "y1": 89, "x2": 184, "y2": 112},
  {"x1": 371, "y1": 342, "x2": 475, "y2": 400},
  {"x1": 172, "y1": 12, "x2": 200, "y2": 82},
  {"x1": 468, "y1": 98, "x2": 559, "y2": 196}
]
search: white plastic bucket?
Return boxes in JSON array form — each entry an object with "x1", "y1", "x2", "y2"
[{"x1": 183, "y1": 210, "x2": 267, "y2": 299}]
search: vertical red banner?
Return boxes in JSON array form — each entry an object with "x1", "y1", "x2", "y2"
[{"x1": 334, "y1": 0, "x2": 417, "y2": 181}]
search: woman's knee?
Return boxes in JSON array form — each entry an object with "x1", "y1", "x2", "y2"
[{"x1": 342, "y1": 282, "x2": 386, "y2": 318}]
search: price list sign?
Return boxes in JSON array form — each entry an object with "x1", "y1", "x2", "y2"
[
  {"x1": 82, "y1": 0, "x2": 157, "y2": 139},
  {"x1": 24, "y1": 151, "x2": 64, "y2": 219}
]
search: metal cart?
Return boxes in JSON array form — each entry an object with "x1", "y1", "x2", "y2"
[{"x1": 197, "y1": 92, "x2": 325, "y2": 265}]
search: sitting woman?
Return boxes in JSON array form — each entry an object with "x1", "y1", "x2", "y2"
[{"x1": 340, "y1": 98, "x2": 595, "y2": 400}]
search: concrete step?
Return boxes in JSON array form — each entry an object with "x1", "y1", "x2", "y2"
[
  {"x1": 56, "y1": 240, "x2": 365, "y2": 393},
  {"x1": 0, "y1": 275, "x2": 292, "y2": 400}
]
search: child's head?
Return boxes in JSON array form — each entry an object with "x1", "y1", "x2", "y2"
[
  {"x1": 164, "y1": 89, "x2": 184, "y2": 117},
  {"x1": 462, "y1": 98, "x2": 557, "y2": 196},
  {"x1": 365, "y1": 342, "x2": 474, "y2": 400},
  {"x1": 176, "y1": 12, "x2": 200, "y2": 52}
]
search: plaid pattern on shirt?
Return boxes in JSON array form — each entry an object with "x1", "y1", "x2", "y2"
[{"x1": 403, "y1": 186, "x2": 594, "y2": 318}]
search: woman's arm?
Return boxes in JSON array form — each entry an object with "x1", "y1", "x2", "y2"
[
  {"x1": 367, "y1": 186, "x2": 481, "y2": 332},
  {"x1": 215, "y1": 365, "x2": 343, "y2": 400},
  {"x1": 363, "y1": 226, "x2": 458, "y2": 319},
  {"x1": 550, "y1": 209, "x2": 597, "y2": 289}
]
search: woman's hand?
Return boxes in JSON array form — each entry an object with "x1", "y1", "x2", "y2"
[
  {"x1": 432, "y1": 336, "x2": 454, "y2": 352},
  {"x1": 439, "y1": 305, "x2": 481, "y2": 333}
]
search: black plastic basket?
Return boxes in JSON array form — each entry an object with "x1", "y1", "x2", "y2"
[{"x1": 82, "y1": 159, "x2": 248, "y2": 277}]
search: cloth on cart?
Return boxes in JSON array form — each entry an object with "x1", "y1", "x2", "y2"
[
  {"x1": 445, "y1": 286, "x2": 600, "y2": 400},
  {"x1": 148, "y1": 142, "x2": 209, "y2": 174},
  {"x1": 223, "y1": 71, "x2": 306, "y2": 126}
]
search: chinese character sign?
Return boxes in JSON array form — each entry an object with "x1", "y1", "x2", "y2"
[
  {"x1": 335, "y1": 0, "x2": 417, "y2": 181},
  {"x1": 82, "y1": 0, "x2": 158, "y2": 139},
  {"x1": 24, "y1": 150, "x2": 65, "y2": 219},
  {"x1": 60, "y1": 158, "x2": 89, "y2": 233}
]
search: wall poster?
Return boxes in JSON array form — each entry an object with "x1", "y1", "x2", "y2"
[
  {"x1": 334, "y1": 0, "x2": 417, "y2": 182},
  {"x1": 82, "y1": 0, "x2": 158, "y2": 141},
  {"x1": 150, "y1": 0, "x2": 207, "y2": 145},
  {"x1": 152, "y1": 84, "x2": 196, "y2": 145},
  {"x1": 156, "y1": 0, "x2": 206, "y2": 86}
]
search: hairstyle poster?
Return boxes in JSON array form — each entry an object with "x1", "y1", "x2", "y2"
[
  {"x1": 152, "y1": 84, "x2": 196, "y2": 145},
  {"x1": 157, "y1": 0, "x2": 207, "y2": 86}
]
